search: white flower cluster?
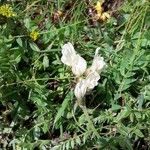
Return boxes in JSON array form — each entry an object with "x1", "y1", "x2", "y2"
[{"x1": 61, "y1": 42, "x2": 106, "y2": 100}]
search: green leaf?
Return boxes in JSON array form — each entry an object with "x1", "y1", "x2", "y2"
[
  {"x1": 16, "y1": 38, "x2": 23, "y2": 47},
  {"x1": 117, "y1": 124, "x2": 130, "y2": 136},
  {"x1": 66, "y1": 141, "x2": 70, "y2": 150},
  {"x1": 130, "y1": 113, "x2": 134, "y2": 122},
  {"x1": 76, "y1": 136, "x2": 81, "y2": 145},
  {"x1": 118, "y1": 136, "x2": 133, "y2": 150},
  {"x1": 134, "y1": 129, "x2": 144, "y2": 137},
  {"x1": 53, "y1": 91, "x2": 73, "y2": 127},
  {"x1": 45, "y1": 41, "x2": 54, "y2": 51},
  {"x1": 29, "y1": 42, "x2": 40, "y2": 52},
  {"x1": 43, "y1": 55, "x2": 49, "y2": 69},
  {"x1": 119, "y1": 78, "x2": 136, "y2": 91},
  {"x1": 71, "y1": 140, "x2": 74, "y2": 149},
  {"x1": 115, "y1": 107, "x2": 130, "y2": 122},
  {"x1": 14, "y1": 54, "x2": 21, "y2": 63},
  {"x1": 134, "y1": 112, "x2": 142, "y2": 119},
  {"x1": 111, "y1": 104, "x2": 121, "y2": 111}
]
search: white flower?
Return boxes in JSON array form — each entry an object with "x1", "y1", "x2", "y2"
[
  {"x1": 61, "y1": 42, "x2": 76, "y2": 66},
  {"x1": 61, "y1": 43, "x2": 107, "y2": 100},
  {"x1": 71, "y1": 54, "x2": 87, "y2": 76},
  {"x1": 74, "y1": 79, "x2": 87, "y2": 100},
  {"x1": 61, "y1": 42, "x2": 87, "y2": 76},
  {"x1": 87, "y1": 48, "x2": 106, "y2": 74},
  {"x1": 74, "y1": 72, "x2": 100, "y2": 100},
  {"x1": 86, "y1": 72, "x2": 100, "y2": 90}
]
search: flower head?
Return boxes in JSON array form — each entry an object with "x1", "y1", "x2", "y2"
[
  {"x1": 61, "y1": 42, "x2": 106, "y2": 101},
  {"x1": 30, "y1": 30, "x2": 39, "y2": 41},
  {"x1": 0, "y1": 4, "x2": 16, "y2": 18},
  {"x1": 94, "y1": 1, "x2": 110, "y2": 22}
]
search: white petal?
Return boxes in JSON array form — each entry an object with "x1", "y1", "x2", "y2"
[
  {"x1": 74, "y1": 80, "x2": 87, "y2": 100},
  {"x1": 62, "y1": 42, "x2": 76, "y2": 56},
  {"x1": 71, "y1": 54, "x2": 87, "y2": 77},
  {"x1": 86, "y1": 72, "x2": 100, "y2": 90},
  {"x1": 91, "y1": 56, "x2": 106, "y2": 73},
  {"x1": 89, "y1": 48, "x2": 106, "y2": 73},
  {"x1": 61, "y1": 42, "x2": 76, "y2": 66}
]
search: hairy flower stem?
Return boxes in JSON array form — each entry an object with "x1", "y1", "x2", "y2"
[{"x1": 80, "y1": 104, "x2": 100, "y2": 139}]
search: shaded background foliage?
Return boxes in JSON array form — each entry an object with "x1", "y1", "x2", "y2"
[{"x1": 0, "y1": 0, "x2": 150, "y2": 149}]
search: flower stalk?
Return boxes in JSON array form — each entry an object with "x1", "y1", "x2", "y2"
[{"x1": 80, "y1": 104, "x2": 100, "y2": 138}]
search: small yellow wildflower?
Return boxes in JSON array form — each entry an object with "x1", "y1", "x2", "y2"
[
  {"x1": 0, "y1": 4, "x2": 16, "y2": 18},
  {"x1": 94, "y1": 1, "x2": 110, "y2": 22},
  {"x1": 100, "y1": 12, "x2": 110, "y2": 21},
  {"x1": 30, "y1": 30, "x2": 39, "y2": 41},
  {"x1": 95, "y1": 1, "x2": 103, "y2": 14}
]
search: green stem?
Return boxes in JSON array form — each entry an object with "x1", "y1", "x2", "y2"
[{"x1": 80, "y1": 105, "x2": 100, "y2": 139}]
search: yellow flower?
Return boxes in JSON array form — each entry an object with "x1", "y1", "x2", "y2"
[
  {"x1": 0, "y1": 4, "x2": 16, "y2": 18},
  {"x1": 94, "y1": 1, "x2": 110, "y2": 22},
  {"x1": 100, "y1": 12, "x2": 110, "y2": 21},
  {"x1": 95, "y1": 1, "x2": 103, "y2": 14},
  {"x1": 30, "y1": 30, "x2": 39, "y2": 41}
]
